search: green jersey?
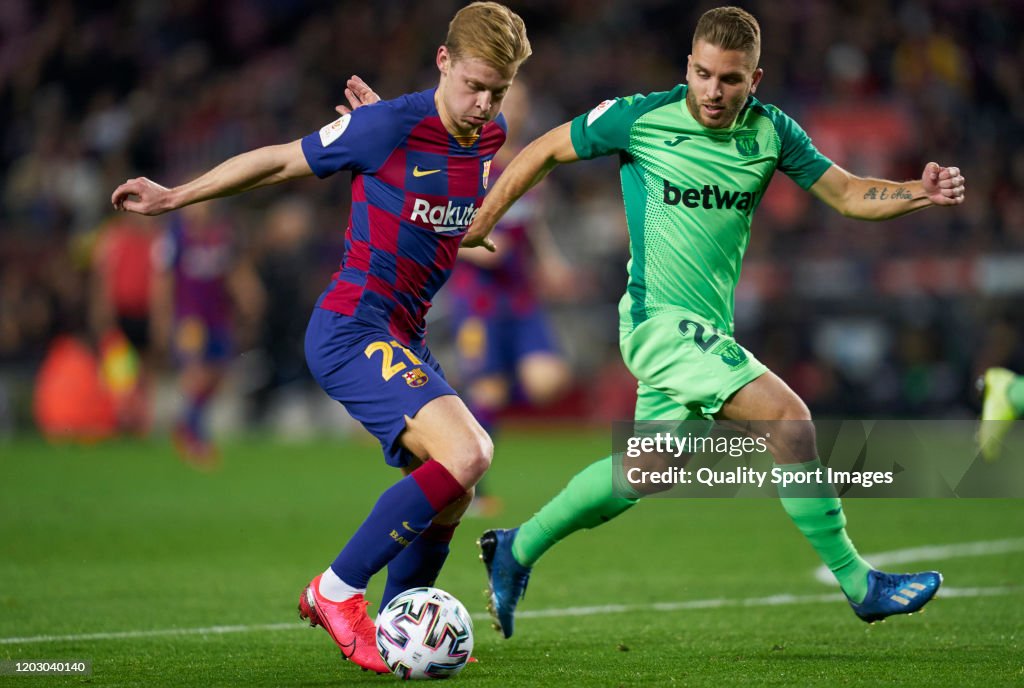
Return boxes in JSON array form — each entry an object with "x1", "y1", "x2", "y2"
[{"x1": 569, "y1": 85, "x2": 832, "y2": 335}]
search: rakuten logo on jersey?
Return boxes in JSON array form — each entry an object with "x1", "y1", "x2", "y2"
[{"x1": 410, "y1": 198, "x2": 478, "y2": 233}]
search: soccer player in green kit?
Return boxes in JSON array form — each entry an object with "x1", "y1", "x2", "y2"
[
  {"x1": 979, "y1": 367, "x2": 1024, "y2": 461},
  {"x1": 463, "y1": 6, "x2": 967, "y2": 636}
]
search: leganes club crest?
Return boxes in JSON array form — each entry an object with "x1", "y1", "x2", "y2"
[{"x1": 733, "y1": 129, "x2": 759, "y2": 157}]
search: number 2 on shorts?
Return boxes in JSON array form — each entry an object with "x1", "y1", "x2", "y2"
[
  {"x1": 364, "y1": 340, "x2": 424, "y2": 381},
  {"x1": 678, "y1": 319, "x2": 721, "y2": 352}
]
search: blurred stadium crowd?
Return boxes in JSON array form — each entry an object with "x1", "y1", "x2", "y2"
[{"x1": 1, "y1": 0, "x2": 1022, "y2": 439}]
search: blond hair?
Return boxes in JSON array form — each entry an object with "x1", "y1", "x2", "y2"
[
  {"x1": 446, "y1": 2, "x2": 532, "y2": 72},
  {"x1": 693, "y1": 6, "x2": 761, "y2": 65}
]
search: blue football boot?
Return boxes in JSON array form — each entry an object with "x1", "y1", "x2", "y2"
[
  {"x1": 478, "y1": 528, "x2": 531, "y2": 638},
  {"x1": 848, "y1": 570, "x2": 942, "y2": 623}
]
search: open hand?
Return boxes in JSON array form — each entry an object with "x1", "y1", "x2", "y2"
[{"x1": 335, "y1": 75, "x2": 381, "y2": 115}]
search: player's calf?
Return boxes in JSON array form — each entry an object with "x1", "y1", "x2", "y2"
[{"x1": 402, "y1": 395, "x2": 494, "y2": 487}]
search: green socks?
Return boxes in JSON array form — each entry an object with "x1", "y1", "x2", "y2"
[
  {"x1": 512, "y1": 456, "x2": 639, "y2": 567},
  {"x1": 1009, "y1": 375, "x2": 1024, "y2": 416},
  {"x1": 509, "y1": 455, "x2": 873, "y2": 603},
  {"x1": 776, "y1": 460, "x2": 873, "y2": 603}
]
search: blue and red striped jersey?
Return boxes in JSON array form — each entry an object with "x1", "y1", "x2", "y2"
[
  {"x1": 157, "y1": 215, "x2": 234, "y2": 326},
  {"x1": 301, "y1": 88, "x2": 506, "y2": 346}
]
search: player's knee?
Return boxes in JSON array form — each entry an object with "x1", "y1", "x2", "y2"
[
  {"x1": 767, "y1": 399, "x2": 816, "y2": 461},
  {"x1": 448, "y1": 432, "x2": 493, "y2": 485},
  {"x1": 778, "y1": 396, "x2": 811, "y2": 422}
]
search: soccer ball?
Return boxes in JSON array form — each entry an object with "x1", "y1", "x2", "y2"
[{"x1": 375, "y1": 587, "x2": 474, "y2": 680}]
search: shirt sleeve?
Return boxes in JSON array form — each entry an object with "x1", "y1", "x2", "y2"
[
  {"x1": 768, "y1": 106, "x2": 833, "y2": 190},
  {"x1": 300, "y1": 100, "x2": 407, "y2": 179},
  {"x1": 569, "y1": 96, "x2": 641, "y2": 160}
]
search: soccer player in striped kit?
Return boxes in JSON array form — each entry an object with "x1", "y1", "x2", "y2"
[{"x1": 111, "y1": 2, "x2": 531, "y2": 673}]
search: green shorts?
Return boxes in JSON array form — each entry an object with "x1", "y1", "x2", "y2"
[{"x1": 620, "y1": 309, "x2": 767, "y2": 420}]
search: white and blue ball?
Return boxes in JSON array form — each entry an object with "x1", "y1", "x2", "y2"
[{"x1": 376, "y1": 587, "x2": 474, "y2": 680}]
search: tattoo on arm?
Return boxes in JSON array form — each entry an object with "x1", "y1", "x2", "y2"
[{"x1": 863, "y1": 186, "x2": 912, "y2": 201}]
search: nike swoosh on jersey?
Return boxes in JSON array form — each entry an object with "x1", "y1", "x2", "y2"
[{"x1": 412, "y1": 166, "x2": 441, "y2": 177}]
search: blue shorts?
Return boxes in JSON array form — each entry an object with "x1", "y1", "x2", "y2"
[
  {"x1": 452, "y1": 308, "x2": 559, "y2": 382},
  {"x1": 304, "y1": 307, "x2": 456, "y2": 467},
  {"x1": 173, "y1": 316, "x2": 232, "y2": 365}
]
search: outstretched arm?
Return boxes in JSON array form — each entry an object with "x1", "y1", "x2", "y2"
[
  {"x1": 810, "y1": 162, "x2": 965, "y2": 221},
  {"x1": 463, "y1": 122, "x2": 579, "y2": 251},
  {"x1": 111, "y1": 140, "x2": 313, "y2": 216}
]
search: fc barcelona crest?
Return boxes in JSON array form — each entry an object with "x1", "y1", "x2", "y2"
[
  {"x1": 733, "y1": 130, "x2": 759, "y2": 157},
  {"x1": 482, "y1": 160, "x2": 492, "y2": 189},
  {"x1": 403, "y1": 368, "x2": 429, "y2": 388}
]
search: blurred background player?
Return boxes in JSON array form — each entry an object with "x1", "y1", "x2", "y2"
[
  {"x1": 248, "y1": 196, "x2": 322, "y2": 431},
  {"x1": 978, "y1": 367, "x2": 1024, "y2": 461},
  {"x1": 152, "y1": 200, "x2": 264, "y2": 467},
  {"x1": 465, "y1": 6, "x2": 965, "y2": 638},
  {"x1": 448, "y1": 78, "x2": 573, "y2": 517},
  {"x1": 89, "y1": 212, "x2": 159, "y2": 434},
  {"x1": 111, "y1": 1, "x2": 531, "y2": 673}
]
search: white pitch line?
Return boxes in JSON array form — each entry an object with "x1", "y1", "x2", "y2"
[
  {"x1": 0, "y1": 586, "x2": 1017, "y2": 646},
  {"x1": 0, "y1": 623, "x2": 298, "y2": 646},
  {"x1": 813, "y1": 537, "x2": 1024, "y2": 584},
  {"x1": 516, "y1": 585, "x2": 1018, "y2": 619}
]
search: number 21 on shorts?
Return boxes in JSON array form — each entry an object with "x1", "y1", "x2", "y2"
[{"x1": 364, "y1": 340, "x2": 423, "y2": 381}]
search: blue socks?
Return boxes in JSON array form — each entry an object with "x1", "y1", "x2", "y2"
[
  {"x1": 330, "y1": 460, "x2": 464, "y2": 591},
  {"x1": 379, "y1": 521, "x2": 458, "y2": 610}
]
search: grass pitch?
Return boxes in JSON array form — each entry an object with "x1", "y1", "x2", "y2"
[{"x1": 1, "y1": 429, "x2": 1022, "y2": 686}]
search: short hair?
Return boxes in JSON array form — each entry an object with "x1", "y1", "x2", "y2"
[
  {"x1": 693, "y1": 6, "x2": 761, "y2": 65},
  {"x1": 446, "y1": 2, "x2": 532, "y2": 73}
]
